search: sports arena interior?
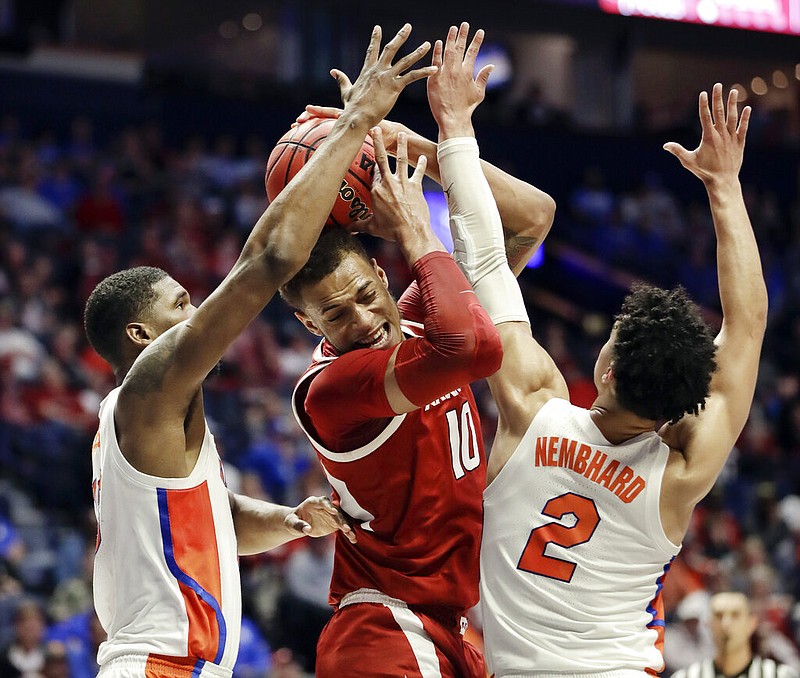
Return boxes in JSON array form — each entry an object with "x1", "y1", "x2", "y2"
[{"x1": 0, "y1": 0, "x2": 799, "y2": 674}]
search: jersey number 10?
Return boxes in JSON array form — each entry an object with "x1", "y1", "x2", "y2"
[{"x1": 446, "y1": 402, "x2": 480, "y2": 479}]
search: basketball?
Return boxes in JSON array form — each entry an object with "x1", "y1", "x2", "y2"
[{"x1": 265, "y1": 117, "x2": 376, "y2": 228}]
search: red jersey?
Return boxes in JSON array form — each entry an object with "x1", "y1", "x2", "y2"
[{"x1": 291, "y1": 286, "x2": 488, "y2": 614}]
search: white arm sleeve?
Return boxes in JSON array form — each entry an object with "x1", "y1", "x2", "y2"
[{"x1": 437, "y1": 136, "x2": 529, "y2": 325}]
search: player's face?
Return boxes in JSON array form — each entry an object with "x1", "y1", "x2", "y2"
[
  {"x1": 708, "y1": 593, "x2": 756, "y2": 654},
  {"x1": 295, "y1": 253, "x2": 402, "y2": 354},
  {"x1": 146, "y1": 276, "x2": 196, "y2": 338}
]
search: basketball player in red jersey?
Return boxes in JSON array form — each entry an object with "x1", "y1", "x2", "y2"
[
  {"x1": 279, "y1": 24, "x2": 555, "y2": 678},
  {"x1": 82, "y1": 25, "x2": 439, "y2": 678},
  {"x1": 442, "y1": 80, "x2": 767, "y2": 675}
]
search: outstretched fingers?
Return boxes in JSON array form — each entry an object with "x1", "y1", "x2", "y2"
[
  {"x1": 392, "y1": 41, "x2": 436, "y2": 85},
  {"x1": 431, "y1": 39, "x2": 443, "y2": 69},
  {"x1": 395, "y1": 132, "x2": 408, "y2": 178},
  {"x1": 737, "y1": 105, "x2": 752, "y2": 143},
  {"x1": 363, "y1": 25, "x2": 382, "y2": 68},
  {"x1": 411, "y1": 155, "x2": 427, "y2": 183},
  {"x1": 711, "y1": 82, "x2": 725, "y2": 128},
  {"x1": 698, "y1": 90, "x2": 714, "y2": 134},
  {"x1": 372, "y1": 127, "x2": 391, "y2": 180},
  {"x1": 726, "y1": 88, "x2": 739, "y2": 135},
  {"x1": 377, "y1": 23, "x2": 412, "y2": 66},
  {"x1": 464, "y1": 27, "x2": 485, "y2": 70}
]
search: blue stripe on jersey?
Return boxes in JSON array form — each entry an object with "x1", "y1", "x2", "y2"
[
  {"x1": 646, "y1": 557, "x2": 674, "y2": 628},
  {"x1": 156, "y1": 488, "x2": 228, "y2": 665}
]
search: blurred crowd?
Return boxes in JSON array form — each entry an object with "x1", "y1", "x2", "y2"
[{"x1": 0, "y1": 102, "x2": 798, "y2": 677}]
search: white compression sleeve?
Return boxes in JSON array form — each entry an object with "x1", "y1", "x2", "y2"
[{"x1": 437, "y1": 136, "x2": 529, "y2": 325}]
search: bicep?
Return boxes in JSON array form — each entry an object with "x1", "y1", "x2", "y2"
[
  {"x1": 306, "y1": 350, "x2": 396, "y2": 436},
  {"x1": 488, "y1": 323, "x2": 569, "y2": 437},
  {"x1": 169, "y1": 266, "x2": 283, "y2": 388},
  {"x1": 664, "y1": 325, "x2": 763, "y2": 503}
]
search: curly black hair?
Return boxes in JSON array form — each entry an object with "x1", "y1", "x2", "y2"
[
  {"x1": 612, "y1": 283, "x2": 717, "y2": 424},
  {"x1": 279, "y1": 227, "x2": 370, "y2": 309},
  {"x1": 84, "y1": 266, "x2": 168, "y2": 369}
]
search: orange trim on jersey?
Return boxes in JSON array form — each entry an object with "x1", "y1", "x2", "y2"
[
  {"x1": 144, "y1": 653, "x2": 201, "y2": 677},
  {"x1": 159, "y1": 482, "x2": 225, "y2": 664}
]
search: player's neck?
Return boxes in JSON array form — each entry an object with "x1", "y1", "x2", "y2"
[
  {"x1": 589, "y1": 397, "x2": 655, "y2": 445},
  {"x1": 715, "y1": 647, "x2": 752, "y2": 677}
]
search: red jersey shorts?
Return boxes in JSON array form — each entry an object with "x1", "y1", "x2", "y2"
[{"x1": 316, "y1": 591, "x2": 485, "y2": 678}]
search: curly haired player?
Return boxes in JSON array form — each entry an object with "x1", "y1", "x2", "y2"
[{"x1": 442, "y1": 81, "x2": 767, "y2": 675}]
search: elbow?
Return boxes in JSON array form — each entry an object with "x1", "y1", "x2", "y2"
[
  {"x1": 464, "y1": 320, "x2": 504, "y2": 380},
  {"x1": 241, "y1": 241, "x2": 306, "y2": 286},
  {"x1": 528, "y1": 193, "x2": 556, "y2": 238},
  {"x1": 539, "y1": 193, "x2": 557, "y2": 229}
]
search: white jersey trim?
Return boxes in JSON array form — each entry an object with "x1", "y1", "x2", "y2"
[
  {"x1": 292, "y1": 323, "x2": 426, "y2": 464},
  {"x1": 291, "y1": 358, "x2": 407, "y2": 463},
  {"x1": 100, "y1": 389, "x2": 215, "y2": 490}
]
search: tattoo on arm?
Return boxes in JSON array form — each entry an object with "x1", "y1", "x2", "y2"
[
  {"x1": 503, "y1": 228, "x2": 539, "y2": 270},
  {"x1": 124, "y1": 332, "x2": 178, "y2": 398}
]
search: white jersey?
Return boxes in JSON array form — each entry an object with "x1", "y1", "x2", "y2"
[
  {"x1": 480, "y1": 398, "x2": 681, "y2": 677},
  {"x1": 91, "y1": 387, "x2": 241, "y2": 677}
]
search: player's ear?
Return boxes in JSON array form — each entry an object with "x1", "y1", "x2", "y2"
[
  {"x1": 601, "y1": 365, "x2": 615, "y2": 385},
  {"x1": 125, "y1": 322, "x2": 154, "y2": 348},
  {"x1": 371, "y1": 258, "x2": 390, "y2": 290},
  {"x1": 295, "y1": 311, "x2": 323, "y2": 337}
]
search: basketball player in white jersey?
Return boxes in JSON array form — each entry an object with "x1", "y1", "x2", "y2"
[
  {"x1": 441, "y1": 82, "x2": 767, "y2": 675},
  {"x1": 81, "y1": 25, "x2": 438, "y2": 678}
]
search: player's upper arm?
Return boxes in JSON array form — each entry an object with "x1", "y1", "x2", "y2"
[
  {"x1": 126, "y1": 254, "x2": 294, "y2": 415},
  {"x1": 661, "y1": 317, "x2": 765, "y2": 506},
  {"x1": 305, "y1": 349, "x2": 397, "y2": 447},
  {"x1": 489, "y1": 322, "x2": 569, "y2": 439}
]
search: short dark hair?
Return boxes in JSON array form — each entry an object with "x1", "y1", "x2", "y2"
[
  {"x1": 612, "y1": 283, "x2": 717, "y2": 424},
  {"x1": 84, "y1": 266, "x2": 168, "y2": 367},
  {"x1": 279, "y1": 227, "x2": 371, "y2": 309}
]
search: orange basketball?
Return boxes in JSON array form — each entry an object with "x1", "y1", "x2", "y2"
[{"x1": 265, "y1": 117, "x2": 375, "y2": 228}]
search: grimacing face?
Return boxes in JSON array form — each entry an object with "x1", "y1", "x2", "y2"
[
  {"x1": 709, "y1": 592, "x2": 757, "y2": 654},
  {"x1": 294, "y1": 253, "x2": 403, "y2": 354}
]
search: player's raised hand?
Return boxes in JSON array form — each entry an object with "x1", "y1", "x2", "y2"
[
  {"x1": 331, "y1": 24, "x2": 437, "y2": 127},
  {"x1": 359, "y1": 128, "x2": 440, "y2": 262},
  {"x1": 428, "y1": 22, "x2": 492, "y2": 138},
  {"x1": 285, "y1": 495, "x2": 357, "y2": 544},
  {"x1": 663, "y1": 83, "x2": 750, "y2": 186}
]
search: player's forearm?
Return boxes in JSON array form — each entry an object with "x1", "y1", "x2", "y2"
[
  {"x1": 404, "y1": 129, "x2": 555, "y2": 275},
  {"x1": 707, "y1": 178, "x2": 768, "y2": 334},
  {"x1": 229, "y1": 492, "x2": 299, "y2": 555},
  {"x1": 240, "y1": 111, "x2": 374, "y2": 282},
  {"x1": 439, "y1": 137, "x2": 529, "y2": 326},
  {"x1": 393, "y1": 252, "x2": 503, "y2": 406}
]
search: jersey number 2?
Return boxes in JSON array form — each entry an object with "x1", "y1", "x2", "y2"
[
  {"x1": 517, "y1": 492, "x2": 600, "y2": 583},
  {"x1": 446, "y1": 402, "x2": 480, "y2": 479}
]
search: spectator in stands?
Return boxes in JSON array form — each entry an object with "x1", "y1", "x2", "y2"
[{"x1": 0, "y1": 598, "x2": 48, "y2": 677}]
